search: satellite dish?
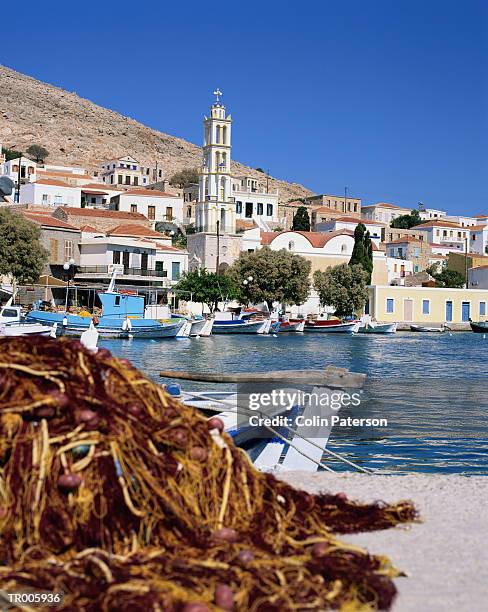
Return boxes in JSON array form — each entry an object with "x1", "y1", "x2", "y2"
[{"x1": 0, "y1": 176, "x2": 15, "y2": 196}]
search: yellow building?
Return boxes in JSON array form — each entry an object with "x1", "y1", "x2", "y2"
[{"x1": 368, "y1": 285, "x2": 488, "y2": 326}]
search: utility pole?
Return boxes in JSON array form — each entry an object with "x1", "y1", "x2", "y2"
[
  {"x1": 344, "y1": 186, "x2": 348, "y2": 214},
  {"x1": 465, "y1": 235, "x2": 469, "y2": 289},
  {"x1": 16, "y1": 154, "x2": 22, "y2": 203},
  {"x1": 266, "y1": 168, "x2": 270, "y2": 194},
  {"x1": 216, "y1": 219, "x2": 220, "y2": 274}
]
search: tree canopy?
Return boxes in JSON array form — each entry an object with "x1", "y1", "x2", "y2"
[
  {"x1": 313, "y1": 263, "x2": 369, "y2": 318},
  {"x1": 349, "y1": 223, "x2": 373, "y2": 283},
  {"x1": 169, "y1": 167, "x2": 199, "y2": 188},
  {"x1": 228, "y1": 247, "x2": 311, "y2": 309},
  {"x1": 291, "y1": 206, "x2": 311, "y2": 231},
  {"x1": 0, "y1": 209, "x2": 47, "y2": 284},
  {"x1": 426, "y1": 263, "x2": 465, "y2": 288},
  {"x1": 174, "y1": 269, "x2": 239, "y2": 313},
  {"x1": 3, "y1": 148, "x2": 22, "y2": 162},
  {"x1": 26, "y1": 144, "x2": 49, "y2": 163},
  {"x1": 390, "y1": 209, "x2": 422, "y2": 229}
]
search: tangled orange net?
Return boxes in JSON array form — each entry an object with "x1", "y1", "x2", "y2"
[{"x1": 0, "y1": 336, "x2": 417, "y2": 610}]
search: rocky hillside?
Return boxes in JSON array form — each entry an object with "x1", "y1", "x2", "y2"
[{"x1": 0, "y1": 65, "x2": 313, "y2": 202}]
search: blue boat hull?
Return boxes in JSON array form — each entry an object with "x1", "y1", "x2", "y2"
[{"x1": 26, "y1": 311, "x2": 183, "y2": 339}]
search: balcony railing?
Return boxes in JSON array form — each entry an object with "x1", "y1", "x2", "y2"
[{"x1": 76, "y1": 266, "x2": 167, "y2": 277}]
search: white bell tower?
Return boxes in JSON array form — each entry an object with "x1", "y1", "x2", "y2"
[{"x1": 196, "y1": 89, "x2": 235, "y2": 234}]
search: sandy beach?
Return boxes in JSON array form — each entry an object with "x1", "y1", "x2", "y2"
[{"x1": 280, "y1": 472, "x2": 488, "y2": 611}]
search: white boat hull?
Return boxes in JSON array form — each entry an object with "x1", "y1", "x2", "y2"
[
  {"x1": 0, "y1": 323, "x2": 53, "y2": 337},
  {"x1": 212, "y1": 320, "x2": 268, "y2": 334},
  {"x1": 304, "y1": 321, "x2": 359, "y2": 333},
  {"x1": 356, "y1": 322, "x2": 397, "y2": 334}
]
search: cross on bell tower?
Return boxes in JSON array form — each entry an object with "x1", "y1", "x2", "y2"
[{"x1": 195, "y1": 90, "x2": 235, "y2": 235}]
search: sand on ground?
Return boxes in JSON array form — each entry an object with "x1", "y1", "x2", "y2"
[{"x1": 279, "y1": 472, "x2": 488, "y2": 612}]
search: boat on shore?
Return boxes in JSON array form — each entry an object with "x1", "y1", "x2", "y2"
[
  {"x1": 355, "y1": 315, "x2": 397, "y2": 334},
  {"x1": 470, "y1": 320, "x2": 488, "y2": 333},
  {"x1": 410, "y1": 324, "x2": 450, "y2": 333},
  {"x1": 304, "y1": 315, "x2": 359, "y2": 334}
]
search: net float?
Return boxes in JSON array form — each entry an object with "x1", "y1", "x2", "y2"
[
  {"x1": 207, "y1": 417, "x2": 224, "y2": 432},
  {"x1": 211, "y1": 527, "x2": 238, "y2": 543},
  {"x1": 215, "y1": 583, "x2": 234, "y2": 610},
  {"x1": 190, "y1": 446, "x2": 208, "y2": 462},
  {"x1": 58, "y1": 473, "x2": 82, "y2": 493}
]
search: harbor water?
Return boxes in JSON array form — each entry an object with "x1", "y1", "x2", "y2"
[{"x1": 100, "y1": 332, "x2": 488, "y2": 475}]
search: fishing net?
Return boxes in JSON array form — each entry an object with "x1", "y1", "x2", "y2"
[{"x1": 0, "y1": 336, "x2": 417, "y2": 610}]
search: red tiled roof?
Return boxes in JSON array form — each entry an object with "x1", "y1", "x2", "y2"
[
  {"x1": 236, "y1": 219, "x2": 257, "y2": 230},
  {"x1": 122, "y1": 188, "x2": 176, "y2": 198},
  {"x1": 411, "y1": 220, "x2": 464, "y2": 229},
  {"x1": 57, "y1": 207, "x2": 149, "y2": 221},
  {"x1": 261, "y1": 229, "x2": 359, "y2": 249},
  {"x1": 107, "y1": 224, "x2": 163, "y2": 238},
  {"x1": 325, "y1": 216, "x2": 385, "y2": 226},
  {"x1": 469, "y1": 225, "x2": 488, "y2": 231},
  {"x1": 80, "y1": 183, "x2": 119, "y2": 191},
  {"x1": 80, "y1": 225, "x2": 100, "y2": 232},
  {"x1": 37, "y1": 170, "x2": 94, "y2": 180},
  {"x1": 474, "y1": 214, "x2": 488, "y2": 218},
  {"x1": 22, "y1": 212, "x2": 79, "y2": 231},
  {"x1": 33, "y1": 178, "x2": 78, "y2": 188},
  {"x1": 362, "y1": 202, "x2": 407, "y2": 210}
]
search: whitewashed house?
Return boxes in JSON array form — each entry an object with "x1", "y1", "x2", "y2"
[
  {"x1": 1, "y1": 157, "x2": 37, "y2": 196},
  {"x1": 411, "y1": 220, "x2": 470, "y2": 251},
  {"x1": 110, "y1": 188, "x2": 184, "y2": 225},
  {"x1": 78, "y1": 225, "x2": 187, "y2": 286},
  {"x1": 361, "y1": 202, "x2": 412, "y2": 224},
  {"x1": 232, "y1": 175, "x2": 279, "y2": 230},
  {"x1": 469, "y1": 225, "x2": 488, "y2": 256},
  {"x1": 19, "y1": 179, "x2": 82, "y2": 207},
  {"x1": 80, "y1": 183, "x2": 123, "y2": 208},
  {"x1": 315, "y1": 216, "x2": 385, "y2": 246},
  {"x1": 419, "y1": 208, "x2": 447, "y2": 221}
]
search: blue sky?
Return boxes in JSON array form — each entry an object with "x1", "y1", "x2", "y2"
[{"x1": 2, "y1": 0, "x2": 487, "y2": 214}]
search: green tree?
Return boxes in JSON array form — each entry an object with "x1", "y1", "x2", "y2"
[
  {"x1": 291, "y1": 206, "x2": 311, "y2": 231},
  {"x1": 3, "y1": 148, "x2": 22, "y2": 162},
  {"x1": 169, "y1": 167, "x2": 199, "y2": 188},
  {"x1": 313, "y1": 264, "x2": 369, "y2": 317},
  {"x1": 349, "y1": 223, "x2": 373, "y2": 283},
  {"x1": 255, "y1": 167, "x2": 265, "y2": 173},
  {"x1": 174, "y1": 269, "x2": 239, "y2": 313},
  {"x1": 0, "y1": 209, "x2": 47, "y2": 284},
  {"x1": 426, "y1": 263, "x2": 465, "y2": 288},
  {"x1": 26, "y1": 144, "x2": 49, "y2": 163},
  {"x1": 390, "y1": 209, "x2": 422, "y2": 229},
  {"x1": 228, "y1": 247, "x2": 311, "y2": 310}
]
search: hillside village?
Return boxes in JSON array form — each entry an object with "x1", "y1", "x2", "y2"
[{"x1": 1, "y1": 88, "x2": 488, "y2": 327}]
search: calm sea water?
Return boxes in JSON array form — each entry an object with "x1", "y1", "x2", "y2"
[{"x1": 100, "y1": 332, "x2": 488, "y2": 475}]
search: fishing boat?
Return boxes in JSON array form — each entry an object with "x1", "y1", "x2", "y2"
[
  {"x1": 0, "y1": 303, "x2": 55, "y2": 337},
  {"x1": 304, "y1": 315, "x2": 359, "y2": 334},
  {"x1": 355, "y1": 315, "x2": 397, "y2": 334},
  {"x1": 26, "y1": 273, "x2": 183, "y2": 339},
  {"x1": 277, "y1": 317, "x2": 305, "y2": 333},
  {"x1": 410, "y1": 324, "x2": 450, "y2": 333},
  {"x1": 469, "y1": 320, "x2": 488, "y2": 333},
  {"x1": 213, "y1": 310, "x2": 271, "y2": 334},
  {"x1": 171, "y1": 314, "x2": 214, "y2": 337}
]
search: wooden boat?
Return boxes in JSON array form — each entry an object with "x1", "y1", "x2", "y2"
[
  {"x1": 470, "y1": 320, "x2": 488, "y2": 333},
  {"x1": 277, "y1": 318, "x2": 305, "y2": 333},
  {"x1": 410, "y1": 324, "x2": 449, "y2": 333},
  {"x1": 355, "y1": 316, "x2": 397, "y2": 334},
  {"x1": 212, "y1": 318, "x2": 269, "y2": 334},
  {"x1": 304, "y1": 317, "x2": 359, "y2": 334}
]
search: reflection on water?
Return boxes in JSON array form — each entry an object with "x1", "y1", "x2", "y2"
[{"x1": 100, "y1": 332, "x2": 488, "y2": 475}]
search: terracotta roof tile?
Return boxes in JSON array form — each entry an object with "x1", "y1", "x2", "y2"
[
  {"x1": 122, "y1": 188, "x2": 177, "y2": 198},
  {"x1": 33, "y1": 179, "x2": 78, "y2": 188},
  {"x1": 80, "y1": 225, "x2": 100, "y2": 232},
  {"x1": 57, "y1": 207, "x2": 149, "y2": 221},
  {"x1": 107, "y1": 224, "x2": 163, "y2": 238},
  {"x1": 387, "y1": 236, "x2": 423, "y2": 244},
  {"x1": 261, "y1": 229, "x2": 357, "y2": 249},
  {"x1": 411, "y1": 220, "x2": 464, "y2": 229},
  {"x1": 22, "y1": 212, "x2": 79, "y2": 231},
  {"x1": 37, "y1": 170, "x2": 94, "y2": 180}
]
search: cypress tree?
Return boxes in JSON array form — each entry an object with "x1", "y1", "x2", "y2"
[
  {"x1": 349, "y1": 223, "x2": 373, "y2": 284},
  {"x1": 291, "y1": 206, "x2": 311, "y2": 231}
]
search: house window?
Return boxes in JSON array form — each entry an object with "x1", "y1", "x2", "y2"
[
  {"x1": 54, "y1": 195, "x2": 62, "y2": 204},
  {"x1": 155, "y1": 261, "x2": 164, "y2": 273},
  {"x1": 90, "y1": 197, "x2": 96, "y2": 204},
  {"x1": 113, "y1": 251, "x2": 121, "y2": 264},
  {"x1": 245, "y1": 202, "x2": 253, "y2": 218},
  {"x1": 125, "y1": 176, "x2": 131, "y2": 185},
  {"x1": 267, "y1": 204, "x2": 273, "y2": 216},
  {"x1": 42, "y1": 194, "x2": 49, "y2": 204},
  {"x1": 148, "y1": 206, "x2": 156, "y2": 220},
  {"x1": 130, "y1": 204, "x2": 137, "y2": 213},
  {"x1": 187, "y1": 206, "x2": 192, "y2": 217},
  {"x1": 288, "y1": 240, "x2": 295, "y2": 251},
  {"x1": 480, "y1": 302, "x2": 486, "y2": 317},
  {"x1": 49, "y1": 239, "x2": 59, "y2": 261},
  {"x1": 166, "y1": 207, "x2": 173, "y2": 221},
  {"x1": 134, "y1": 176, "x2": 139, "y2": 186},
  {"x1": 236, "y1": 201, "x2": 242, "y2": 214},
  {"x1": 117, "y1": 175, "x2": 123, "y2": 184},
  {"x1": 64, "y1": 240, "x2": 73, "y2": 261},
  {"x1": 257, "y1": 203, "x2": 264, "y2": 215},
  {"x1": 422, "y1": 299, "x2": 430, "y2": 315},
  {"x1": 386, "y1": 298, "x2": 394, "y2": 314},
  {"x1": 171, "y1": 261, "x2": 181, "y2": 279}
]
